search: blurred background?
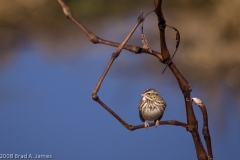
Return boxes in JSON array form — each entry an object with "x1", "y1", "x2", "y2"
[{"x1": 0, "y1": 0, "x2": 239, "y2": 159}]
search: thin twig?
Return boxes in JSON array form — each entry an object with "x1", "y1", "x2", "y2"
[
  {"x1": 57, "y1": 0, "x2": 163, "y2": 61},
  {"x1": 162, "y1": 24, "x2": 180, "y2": 74},
  {"x1": 91, "y1": 12, "x2": 144, "y2": 95},
  {"x1": 90, "y1": 11, "x2": 145, "y2": 131},
  {"x1": 95, "y1": 97, "x2": 187, "y2": 131},
  {"x1": 192, "y1": 98, "x2": 213, "y2": 160}
]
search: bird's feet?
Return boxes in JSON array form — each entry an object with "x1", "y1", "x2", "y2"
[
  {"x1": 155, "y1": 120, "x2": 160, "y2": 128},
  {"x1": 144, "y1": 121, "x2": 149, "y2": 128}
]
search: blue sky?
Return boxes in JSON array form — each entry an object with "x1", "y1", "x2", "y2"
[{"x1": 0, "y1": 45, "x2": 239, "y2": 160}]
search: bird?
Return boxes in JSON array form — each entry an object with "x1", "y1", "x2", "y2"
[{"x1": 138, "y1": 88, "x2": 167, "y2": 128}]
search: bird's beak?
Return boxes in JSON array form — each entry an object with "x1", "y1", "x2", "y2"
[{"x1": 140, "y1": 93, "x2": 144, "y2": 97}]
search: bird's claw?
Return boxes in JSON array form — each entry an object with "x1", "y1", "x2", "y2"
[
  {"x1": 144, "y1": 121, "x2": 149, "y2": 129},
  {"x1": 155, "y1": 120, "x2": 160, "y2": 128}
]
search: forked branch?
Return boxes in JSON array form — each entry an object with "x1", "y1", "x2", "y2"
[
  {"x1": 154, "y1": 0, "x2": 212, "y2": 159},
  {"x1": 57, "y1": 0, "x2": 163, "y2": 61},
  {"x1": 57, "y1": 0, "x2": 186, "y2": 131},
  {"x1": 58, "y1": 0, "x2": 213, "y2": 159}
]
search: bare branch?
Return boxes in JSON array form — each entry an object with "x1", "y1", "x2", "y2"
[
  {"x1": 162, "y1": 24, "x2": 181, "y2": 74},
  {"x1": 91, "y1": 12, "x2": 143, "y2": 96},
  {"x1": 154, "y1": 0, "x2": 170, "y2": 61},
  {"x1": 57, "y1": 0, "x2": 163, "y2": 61},
  {"x1": 58, "y1": 0, "x2": 213, "y2": 159},
  {"x1": 192, "y1": 98, "x2": 213, "y2": 160},
  {"x1": 154, "y1": 0, "x2": 209, "y2": 159},
  {"x1": 95, "y1": 97, "x2": 187, "y2": 131}
]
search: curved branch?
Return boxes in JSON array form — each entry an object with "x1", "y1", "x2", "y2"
[{"x1": 192, "y1": 98, "x2": 213, "y2": 160}]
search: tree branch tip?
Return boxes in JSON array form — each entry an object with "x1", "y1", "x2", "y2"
[
  {"x1": 192, "y1": 97, "x2": 203, "y2": 105},
  {"x1": 57, "y1": 0, "x2": 72, "y2": 18}
]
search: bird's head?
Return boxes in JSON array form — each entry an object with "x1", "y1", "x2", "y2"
[{"x1": 140, "y1": 88, "x2": 160, "y2": 101}]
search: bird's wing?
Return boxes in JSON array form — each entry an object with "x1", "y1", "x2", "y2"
[{"x1": 139, "y1": 110, "x2": 145, "y2": 122}]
